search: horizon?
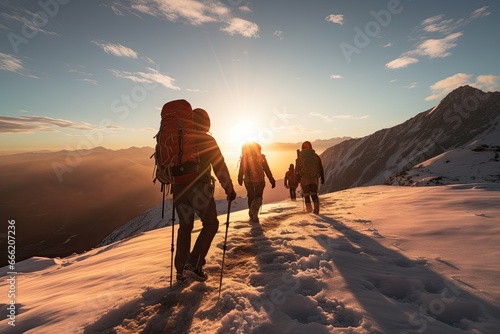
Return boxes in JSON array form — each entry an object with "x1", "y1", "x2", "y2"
[{"x1": 1, "y1": 1, "x2": 500, "y2": 154}]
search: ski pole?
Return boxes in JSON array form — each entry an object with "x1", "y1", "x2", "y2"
[{"x1": 219, "y1": 199, "x2": 232, "y2": 298}]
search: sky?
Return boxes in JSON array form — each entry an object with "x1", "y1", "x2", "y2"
[{"x1": 1, "y1": 0, "x2": 499, "y2": 154}]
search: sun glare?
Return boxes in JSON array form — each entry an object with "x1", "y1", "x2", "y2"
[{"x1": 227, "y1": 121, "x2": 259, "y2": 150}]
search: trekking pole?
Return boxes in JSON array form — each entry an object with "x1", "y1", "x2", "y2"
[
  {"x1": 218, "y1": 199, "x2": 232, "y2": 298},
  {"x1": 169, "y1": 189, "x2": 176, "y2": 289}
]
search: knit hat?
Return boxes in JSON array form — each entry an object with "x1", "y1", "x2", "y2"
[{"x1": 193, "y1": 108, "x2": 210, "y2": 133}]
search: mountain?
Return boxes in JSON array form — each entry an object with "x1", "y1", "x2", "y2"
[
  {"x1": 2, "y1": 184, "x2": 500, "y2": 333},
  {"x1": 320, "y1": 86, "x2": 500, "y2": 193},
  {"x1": 0, "y1": 146, "x2": 161, "y2": 265},
  {"x1": 266, "y1": 137, "x2": 351, "y2": 154}
]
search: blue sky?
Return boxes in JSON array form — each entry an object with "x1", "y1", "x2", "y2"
[{"x1": 1, "y1": 0, "x2": 499, "y2": 154}]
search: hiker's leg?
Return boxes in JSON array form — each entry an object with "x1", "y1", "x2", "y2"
[
  {"x1": 302, "y1": 183, "x2": 313, "y2": 212},
  {"x1": 173, "y1": 184, "x2": 195, "y2": 274},
  {"x1": 189, "y1": 182, "x2": 219, "y2": 268},
  {"x1": 245, "y1": 182, "x2": 256, "y2": 218},
  {"x1": 250, "y1": 181, "x2": 265, "y2": 221},
  {"x1": 310, "y1": 182, "x2": 319, "y2": 214}
]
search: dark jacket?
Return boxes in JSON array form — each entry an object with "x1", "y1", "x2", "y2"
[
  {"x1": 284, "y1": 168, "x2": 298, "y2": 188},
  {"x1": 194, "y1": 132, "x2": 234, "y2": 195}
]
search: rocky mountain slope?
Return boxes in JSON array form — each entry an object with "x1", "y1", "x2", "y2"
[{"x1": 320, "y1": 86, "x2": 500, "y2": 193}]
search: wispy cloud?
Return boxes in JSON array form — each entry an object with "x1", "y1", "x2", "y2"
[
  {"x1": 386, "y1": 6, "x2": 490, "y2": 69},
  {"x1": 78, "y1": 78, "x2": 98, "y2": 85},
  {"x1": 92, "y1": 41, "x2": 138, "y2": 59},
  {"x1": 425, "y1": 73, "x2": 500, "y2": 101},
  {"x1": 1, "y1": 5, "x2": 59, "y2": 37},
  {"x1": 0, "y1": 116, "x2": 93, "y2": 133},
  {"x1": 113, "y1": 0, "x2": 259, "y2": 38},
  {"x1": 0, "y1": 52, "x2": 23, "y2": 72},
  {"x1": 110, "y1": 67, "x2": 180, "y2": 90},
  {"x1": 274, "y1": 30, "x2": 284, "y2": 40},
  {"x1": 309, "y1": 112, "x2": 369, "y2": 122},
  {"x1": 325, "y1": 14, "x2": 344, "y2": 25},
  {"x1": 330, "y1": 74, "x2": 343, "y2": 80},
  {"x1": 0, "y1": 52, "x2": 38, "y2": 78}
]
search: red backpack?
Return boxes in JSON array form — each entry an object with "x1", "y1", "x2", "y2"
[{"x1": 153, "y1": 99, "x2": 199, "y2": 185}]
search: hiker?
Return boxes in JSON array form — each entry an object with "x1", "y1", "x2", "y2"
[
  {"x1": 296, "y1": 141, "x2": 324, "y2": 214},
  {"x1": 173, "y1": 107, "x2": 236, "y2": 282},
  {"x1": 284, "y1": 163, "x2": 298, "y2": 200},
  {"x1": 237, "y1": 142, "x2": 275, "y2": 223}
]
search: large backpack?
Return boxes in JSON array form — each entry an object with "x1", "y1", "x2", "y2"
[
  {"x1": 153, "y1": 99, "x2": 199, "y2": 185},
  {"x1": 299, "y1": 149, "x2": 319, "y2": 178},
  {"x1": 241, "y1": 142, "x2": 264, "y2": 183}
]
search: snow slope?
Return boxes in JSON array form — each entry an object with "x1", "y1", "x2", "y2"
[
  {"x1": 2, "y1": 185, "x2": 500, "y2": 333},
  {"x1": 386, "y1": 127, "x2": 500, "y2": 187}
]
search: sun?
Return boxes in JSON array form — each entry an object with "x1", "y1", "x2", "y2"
[{"x1": 226, "y1": 120, "x2": 259, "y2": 150}]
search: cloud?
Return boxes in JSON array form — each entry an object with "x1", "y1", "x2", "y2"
[
  {"x1": 0, "y1": 52, "x2": 23, "y2": 72},
  {"x1": 386, "y1": 32, "x2": 462, "y2": 69},
  {"x1": 221, "y1": 17, "x2": 259, "y2": 38},
  {"x1": 469, "y1": 6, "x2": 490, "y2": 21},
  {"x1": 118, "y1": 0, "x2": 259, "y2": 38},
  {"x1": 309, "y1": 112, "x2": 369, "y2": 122},
  {"x1": 325, "y1": 14, "x2": 344, "y2": 25},
  {"x1": 1, "y1": 6, "x2": 59, "y2": 37},
  {"x1": 0, "y1": 52, "x2": 38, "y2": 78},
  {"x1": 474, "y1": 75, "x2": 500, "y2": 92},
  {"x1": 110, "y1": 67, "x2": 180, "y2": 90},
  {"x1": 0, "y1": 116, "x2": 93, "y2": 133},
  {"x1": 414, "y1": 32, "x2": 463, "y2": 58},
  {"x1": 385, "y1": 56, "x2": 419, "y2": 69},
  {"x1": 92, "y1": 41, "x2": 138, "y2": 58},
  {"x1": 78, "y1": 78, "x2": 98, "y2": 85},
  {"x1": 425, "y1": 73, "x2": 472, "y2": 101},
  {"x1": 386, "y1": 6, "x2": 489, "y2": 70},
  {"x1": 330, "y1": 74, "x2": 343, "y2": 79},
  {"x1": 274, "y1": 30, "x2": 284, "y2": 40}
]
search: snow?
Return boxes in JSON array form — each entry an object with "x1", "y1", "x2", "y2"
[{"x1": 2, "y1": 184, "x2": 500, "y2": 333}]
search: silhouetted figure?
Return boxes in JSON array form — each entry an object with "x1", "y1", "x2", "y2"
[{"x1": 238, "y1": 142, "x2": 275, "y2": 223}]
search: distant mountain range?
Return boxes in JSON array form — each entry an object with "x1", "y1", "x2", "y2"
[
  {"x1": 265, "y1": 137, "x2": 351, "y2": 154},
  {"x1": 320, "y1": 86, "x2": 500, "y2": 193}
]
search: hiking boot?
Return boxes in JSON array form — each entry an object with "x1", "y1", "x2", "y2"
[
  {"x1": 313, "y1": 200, "x2": 320, "y2": 214},
  {"x1": 183, "y1": 263, "x2": 208, "y2": 282},
  {"x1": 305, "y1": 202, "x2": 313, "y2": 213},
  {"x1": 176, "y1": 272, "x2": 186, "y2": 282}
]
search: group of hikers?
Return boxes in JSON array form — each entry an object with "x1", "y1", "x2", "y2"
[{"x1": 156, "y1": 100, "x2": 324, "y2": 283}]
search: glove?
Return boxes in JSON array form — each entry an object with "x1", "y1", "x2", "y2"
[
  {"x1": 227, "y1": 190, "x2": 237, "y2": 202},
  {"x1": 320, "y1": 177, "x2": 325, "y2": 185},
  {"x1": 270, "y1": 179, "x2": 276, "y2": 189}
]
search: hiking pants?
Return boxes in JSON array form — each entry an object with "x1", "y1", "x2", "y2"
[
  {"x1": 289, "y1": 186, "x2": 297, "y2": 200},
  {"x1": 244, "y1": 181, "x2": 265, "y2": 208},
  {"x1": 173, "y1": 181, "x2": 219, "y2": 273},
  {"x1": 300, "y1": 177, "x2": 319, "y2": 203}
]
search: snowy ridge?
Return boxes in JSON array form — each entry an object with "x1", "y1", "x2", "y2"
[
  {"x1": 96, "y1": 197, "x2": 249, "y2": 247},
  {"x1": 2, "y1": 185, "x2": 500, "y2": 333},
  {"x1": 386, "y1": 122, "x2": 500, "y2": 186},
  {"x1": 321, "y1": 86, "x2": 500, "y2": 193}
]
